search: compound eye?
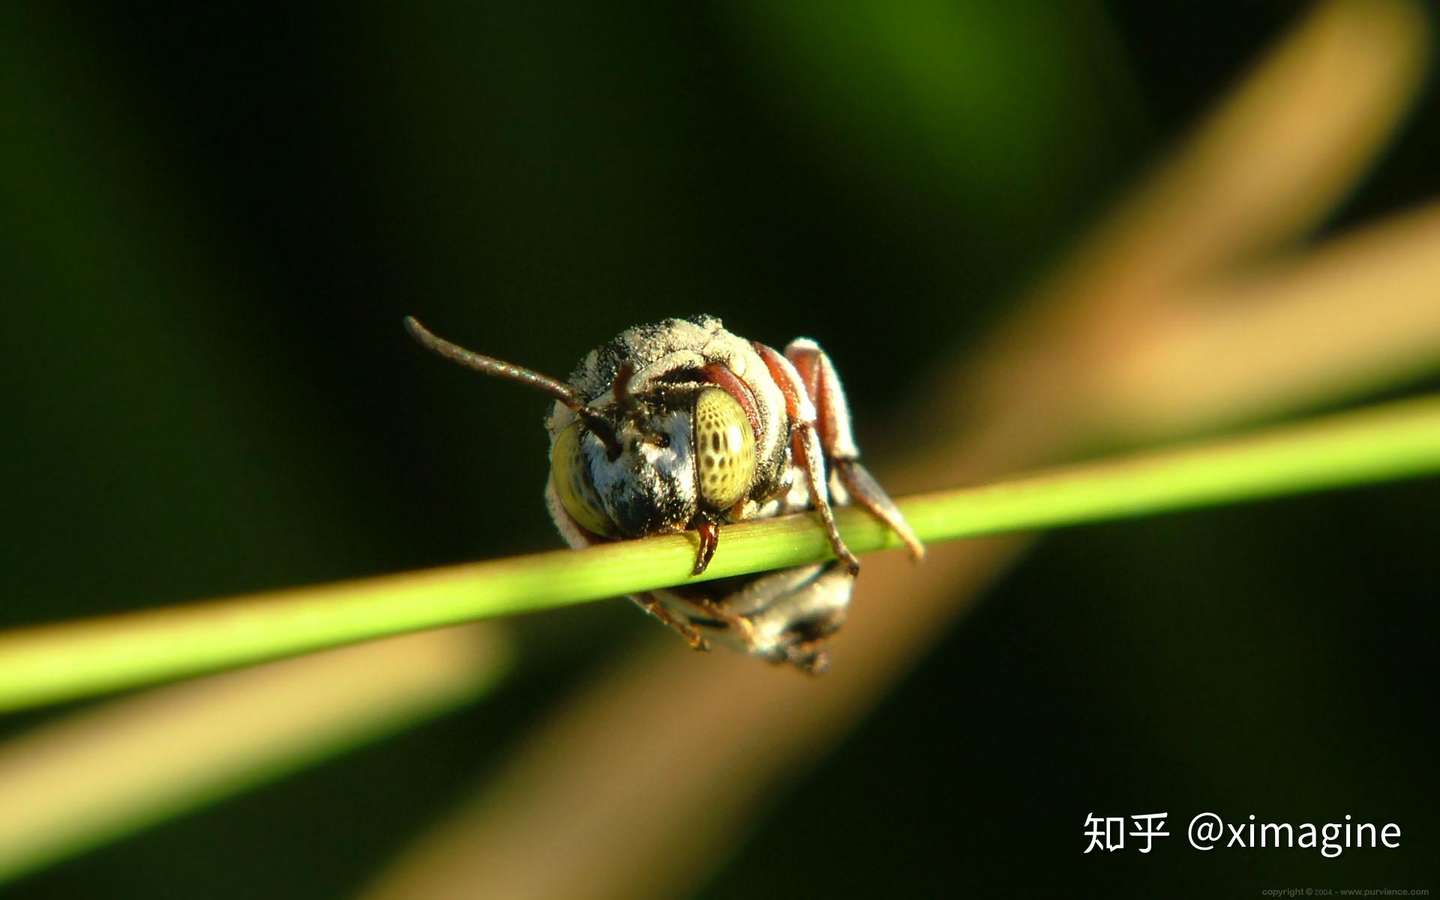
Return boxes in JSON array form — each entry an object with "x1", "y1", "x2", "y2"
[
  {"x1": 694, "y1": 388, "x2": 757, "y2": 511},
  {"x1": 550, "y1": 422, "x2": 615, "y2": 536}
]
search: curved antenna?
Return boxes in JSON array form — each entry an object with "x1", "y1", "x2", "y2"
[
  {"x1": 405, "y1": 316, "x2": 584, "y2": 404},
  {"x1": 404, "y1": 316, "x2": 622, "y2": 458}
]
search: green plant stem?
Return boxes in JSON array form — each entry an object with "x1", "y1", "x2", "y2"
[{"x1": 2, "y1": 394, "x2": 1439, "y2": 713}]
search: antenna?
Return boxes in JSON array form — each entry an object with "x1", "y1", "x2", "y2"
[{"x1": 404, "y1": 316, "x2": 622, "y2": 458}]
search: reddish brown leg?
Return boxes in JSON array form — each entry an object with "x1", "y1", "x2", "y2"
[
  {"x1": 833, "y1": 459, "x2": 924, "y2": 560},
  {"x1": 785, "y1": 339, "x2": 924, "y2": 561},
  {"x1": 689, "y1": 595, "x2": 759, "y2": 645},
  {"x1": 631, "y1": 593, "x2": 708, "y2": 650},
  {"x1": 785, "y1": 339, "x2": 856, "y2": 459},
  {"x1": 692, "y1": 519, "x2": 720, "y2": 575},
  {"x1": 793, "y1": 428, "x2": 860, "y2": 575},
  {"x1": 754, "y1": 342, "x2": 861, "y2": 575}
]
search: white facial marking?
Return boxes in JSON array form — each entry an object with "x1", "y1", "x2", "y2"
[
  {"x1": 585, "y1": 410, "x2": 697, "y2": 526},
  {"x1": 648, "y1": 411, "x2": 697, "y2": 506}
]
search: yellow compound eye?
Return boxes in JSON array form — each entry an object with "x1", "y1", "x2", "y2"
[
  {"x1": 694, "y1": 388, "x2": 757, "y2": 511},
  {"x1": 550, "y1": 422, "x2": 615, "y2": 536}
]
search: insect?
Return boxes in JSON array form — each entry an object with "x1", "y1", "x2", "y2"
[{"x1": 405, "y1": 314, "x2": 922, "y2": 673}]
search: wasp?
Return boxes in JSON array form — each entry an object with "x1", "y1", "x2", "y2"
[{"x1": 406, "y1": 315, "x2": 922, "y2": 672}]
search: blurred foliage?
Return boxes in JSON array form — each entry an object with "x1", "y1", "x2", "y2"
[{"x1": 1, "y1": 1, "x2": 1436, "y2": 897}]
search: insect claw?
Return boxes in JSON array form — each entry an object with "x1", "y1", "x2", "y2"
[
  {"x1": 671, "y1": 623, "x2": 710, "y2": 651},
  {"x1": 691, "y1": 520, "x2": 720, "y2": 575},
  {"x1": 784, "y1": 641, "x2": 830, "y2": 675}
]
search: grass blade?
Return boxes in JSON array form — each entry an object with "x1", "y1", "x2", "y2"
[{"x1": 1, "y1": 394, "x2": 1437, "y2": 713}]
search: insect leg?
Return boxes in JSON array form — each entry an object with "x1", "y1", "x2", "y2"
[
  {"x1": 793, "y1": 427, "x2": 860, "y2": 574},
  {"x1": 785, "y1": 339, "x2": 924, "y2": 561},
  {"x1": 784, "y1": 338, "x2": 857, "y2": 459},
  {"x1": 833, "y1": 459, "x2": 924, "y2": 560},
  {"x1": 753, "y1": 342, "x2": 861, "y2": 575},
  {"x1": 688, "y1": 595, "x2": 760, "y2": 647},
  {"x1": 716, "y1": 561, "x2": 855, "y2": 673},
  {"x1": 692, "y1": 519, "x2": 719, "y2": 575},
  {"x1": 630, "y1": 593, "x2": 709, "y2": 651}
]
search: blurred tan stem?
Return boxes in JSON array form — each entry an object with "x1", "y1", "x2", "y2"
[
  {"x1": 1092, "y1": 203, "x2": 1440, "y2": 438},
  {"x1": 939, "y1": 0, "x2": 1431, "y2": 456},
  {"x1": 357, "y1": 3, "x2": 1437, "y2": 899},
  {"x1": 1040, "y1": 0, "x2": 1429, "y2": 316},
  {"x1": 0, "y1": 626, "x2": 509, "y2": 884}
]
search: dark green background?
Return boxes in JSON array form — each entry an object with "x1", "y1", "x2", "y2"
[{"x1": 2, "y1": 2, "x2": 1437, "y2": 897}]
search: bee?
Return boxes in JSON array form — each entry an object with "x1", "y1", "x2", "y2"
[{"x1": 405, "y1": 314, "x2": 922, "y2": 672}]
